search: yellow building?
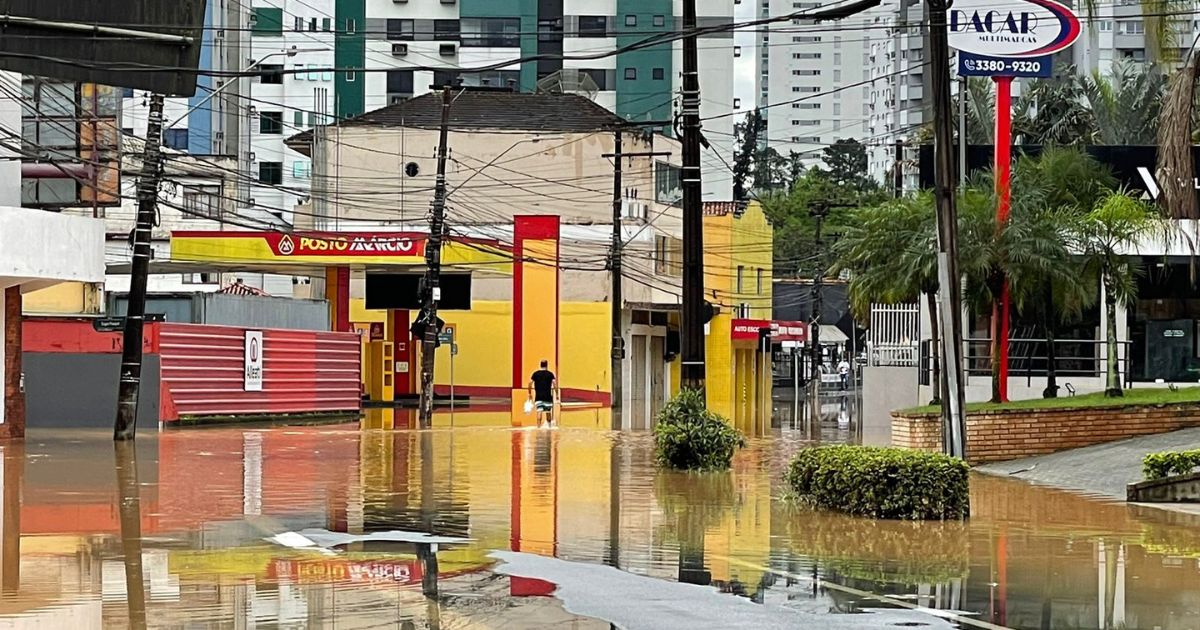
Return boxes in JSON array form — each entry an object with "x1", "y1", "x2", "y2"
[{"x1": 667, "y1": 201, "x2": 774, "y2": 431}]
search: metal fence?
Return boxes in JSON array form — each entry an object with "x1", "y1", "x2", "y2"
[{"x1": 868, "y1": 303, "x2": 920, "y2": 367}]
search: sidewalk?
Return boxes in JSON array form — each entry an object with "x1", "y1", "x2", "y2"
[{"x1": 975, "y1": 427, "x2": 1200, "y2": 508}]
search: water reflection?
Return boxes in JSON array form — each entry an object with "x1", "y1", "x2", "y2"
[{"x1": 0, "y1": 420, "x2": 1197, "y2": 627}]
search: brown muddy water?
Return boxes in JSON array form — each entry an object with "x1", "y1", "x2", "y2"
[{"x1": 1, "y1": 407, "x2": 1197, "y2": 629}]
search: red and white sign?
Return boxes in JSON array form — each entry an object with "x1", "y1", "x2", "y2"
[
  {"x1": 264, "y1": 232, "x2": 427, "y2": 257},
  {"x1": 269, "y1": 558, "x2": 420, "y2": 585},
  {"x1": 731, "y1": 319, "x2": 772, "y2": 341},
  {"x1": 771, "y1": 320, "x2": 808, "y2": 343}
]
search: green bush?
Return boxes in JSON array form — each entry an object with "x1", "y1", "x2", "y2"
[
  {"x1": 785, "y1": 445, "x2": 970, "y2": 520},
  {"x1": 653, "y1": 389, "x2": 745, "y2": 471},
  {"x1": 1143, "y1": 449, "x2": 1200, "y2": 480}
]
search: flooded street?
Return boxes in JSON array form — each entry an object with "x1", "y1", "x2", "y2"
[{"x1": 1, "y1": 406, "x2": 1198, "y2": 628}]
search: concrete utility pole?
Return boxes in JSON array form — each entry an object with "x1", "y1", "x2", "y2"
[
  {"x1": 603, "y1": 131, "x2": 671, "y2": 430},
  {"x1": 927, "y1": 0, "x2": 968, "y2": 458},
  {"x1": 114, "y1": 93, "x2": 166, "y2": 441},
  {"x1": 417, "y1": 86, "x2": 452, "y2": 429},
  {"x1": 680, "y1": 0, "x2": 706, "y2": 391}
]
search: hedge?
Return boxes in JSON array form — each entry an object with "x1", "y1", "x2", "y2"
[
  {"x1": 785, "y1": 445, "x2": 970, "y2": 520},
  {"x1": 654, "y1": 389, "x2": 745, "y2": 471},
  {"x1": 1143, "y1": 449, "x2": 1200, "y2": 480}
]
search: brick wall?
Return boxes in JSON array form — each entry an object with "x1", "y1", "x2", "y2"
[{"x1": 892, "y1": 403, "x2": 1200, "y2": 464}]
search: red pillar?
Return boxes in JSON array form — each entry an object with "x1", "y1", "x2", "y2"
[
  {"x1": 325, "y1": 266, "x2": 351, "y2": 333},
  {"x1": 2, "y1": 287, "x2": 23, "y2": 439},
  {"x1": 993, "y1": 76, "x2": 1013, "y2": 403},
  {"x1": 391, "y1": 309, "x2": 415, "y2": 397}
]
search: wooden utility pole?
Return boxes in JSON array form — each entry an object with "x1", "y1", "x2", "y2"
[
  {"x1": 809, "y1": 203, "x2": 828, "y2": 404},
  {"x1": 928, "y1": 0, "x2": 968, "y2": 458},
  {"x1": 417, "y1": 86, "x2": 452, "y2": 429},
  {"x1": 602, "y1": 131, "x2": 670, "y2": 429},
  {"x1": 680, "y1": 0, "x2": 706, "y2": 390},
  {"x1": 114, "y1": 93, "x2": 166, "y2": 441}
]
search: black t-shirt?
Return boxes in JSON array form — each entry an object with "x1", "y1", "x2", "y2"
[{"x1": 531, "y1": 369, "x2": 556, "y2": 401}]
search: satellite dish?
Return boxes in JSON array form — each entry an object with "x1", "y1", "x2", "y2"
[{"x1": 535, "y1": 69, "x2": 600, "y2": 99}]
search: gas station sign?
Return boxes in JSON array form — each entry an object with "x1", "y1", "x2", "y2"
[{"x1": 266, "y1": 232, "x2": 427, "y2": 257}]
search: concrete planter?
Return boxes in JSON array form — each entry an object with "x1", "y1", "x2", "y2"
[{"x1": 1128, "y1": 471, "x2": 1200, "y2": 503}]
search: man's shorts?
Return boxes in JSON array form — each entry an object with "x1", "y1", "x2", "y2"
[{"x1": 535, "y1": 400, "x2": 554, "y2": 412}]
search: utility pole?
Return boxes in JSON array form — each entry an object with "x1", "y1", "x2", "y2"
[
  {"x1": 417, "y1": 86, "x2": 452, "y2": 429},
  {"x1": 603, "y1": 131, "x2": 671, "y2": 430},
  {"x1": 114, "y1": 93, "x2": 166, "y2": 441},
  {"x1": 928, "y1": 0, "x2": 968, "y2": 459},
  {"x1": 958, "y1": 76, "x2": 968, "y2": 187},
  {"x1": 680, "y1": 0, "x2": 706, "y2": 390},
  {"x1": 809, "y1": 203, "x2": 827, "y2": 403}
]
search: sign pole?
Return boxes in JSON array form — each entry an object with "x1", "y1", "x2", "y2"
[{"x1": 993, "y1": 76, "x2": 1013, "y2": 403}]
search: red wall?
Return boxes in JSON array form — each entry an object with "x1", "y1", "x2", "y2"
[{"x1": 23, "y1": 318, "x2": 361, "y2": 422}]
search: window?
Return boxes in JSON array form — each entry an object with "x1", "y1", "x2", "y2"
[
  {"x1": 793, "y1": 102, "x2": 820, "y2": 109},
  {"x1": 733, "y1": 97, "x2": 741, "y2": 109},
  {"x1": 833, "y1": 102, "x2": 841, "y2": 115},
  {"x1": 1099, "y1": 20, "x2": 1113, "y2": 31},
  {"x1": 792, "y1": 119, "x2": 820, "y2": 126},
  {"x1": 834, "y1": 35, "x2": 842, "y2": 48},
  {"x1": 578, "y1": 69, "x2": 610, "y2": 90},
  {"x1": 120, "y1": 87, "x2": 134, "y2": 98},
  {"x1": 434, "y1": 19, "x2": 460, "y2": 40},
  {"x1": 458, "y1": 69, "x2": 521, "y2": 87},
  {"x1": 794, "y1": 36, "x2": 821, "y2": 42},
  {"x1": 652, "y1": 67, "x2": 665, "y2": 80},
  {"x1": 294, "y1": 64, "x2": 306, "y2": 80},
  {"x1": 756, "y1": 268, "x2": 763, "y2": 294},
  {"x1": 182, "y1": 184, "x2": 222, "y2": 220},
  {"x1": 387, "y1": 69, "x2": 414, "y2": 99},
  {"x1": 346, "y1": 18, "x2": 356, "y2": 34},
  {"x1": 259, "y1": 64, "x2": 284, "y2": 84},
  {"x1": 792, "y1": 136, "x2": 820, "y2": 143},
  {"x1": 792, "y1": 52, "x2": 821, "y2": 59},
  {"x1": 578, "y1": 16, "x2": 607, "y2": 36},
  {"x1": 653, "y1": 15, "x2": 665, "y2": 27},
  {"x1": 834, "y1": 69, "x2": 841, "y2": 81},
  {"x1": 294, "y1": 16, "x2": 304, "y2": 31},
  {"x1": 259, "y1": 111, "x2": 283, "y2": 134},
  {"x1": 654, "y1": 235, "x2": 682, "y2": 275},
  {"x1": 346, "y1": 70, "x2": 356, "y2": 82},
  {"x1": 654, "y1": 161, "x2": 682, "y2": 203},
  {"x1": 1118, "y1": 20, "x2": 1144, "y2": 34},
  {"x1": 322, "y1": 17, "x2": 331, "y2": 31},
  {"x1": 164, "y1": 128, "x2": 188, "y2": 149},
  {"x1": 294, "y1": 111, "x2": 304, "y2": 127},
  {"x1": 625, "y1": 15, "x2": 637, "y2": 27},
  {"x1": 461, "y1": 17, "x2": 520, "y2": 47},
  {"x1": 309, "y1": 17, "x2": 317, "y2": 31},
  {"x1": 734, "y1": 45, "x2": 742, "y2": 57},
  {"x1": 834, "y1": 53, "x2": 842, "y2": 65},
  {"x1": 538, "y1": 17, "x2": 562, "y2": 42},
  {"x1": 624, "y1": 67, "x2": 637, "y2": 80},
  {"x1": 387, "y1": 18, "x2": 415, "y2": 40},
  {"x1": 792, "y1": 69, "x2": 821, "y2": 75},
  {"x1": 259, "y1": 162, "x2": 283, "y2": 185},
  {"x1": 251, "y1": 7, "x2": 283, "y2": 35},
  {"x1": 736, "y1": 266, "x2": 744, "y2": 293},
  {"x1": 793, "y1": 86, "x2": 819, "y2": 93},
  {"x1": 292, "y1": 161, "x2": 311, "y2": 178}
]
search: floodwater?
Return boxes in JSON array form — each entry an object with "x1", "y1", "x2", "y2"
[{"x1": 1, "y1": 404, "x2": 1199, "y2": 629}]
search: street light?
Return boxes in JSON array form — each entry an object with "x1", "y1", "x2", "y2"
[{"x1": 167, "y1": 45, "x2": 330, "y2": 129}]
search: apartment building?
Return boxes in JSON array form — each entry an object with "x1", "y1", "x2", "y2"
[{"x1": 760, "y1": 0, "x2": 884, "y2": 167}]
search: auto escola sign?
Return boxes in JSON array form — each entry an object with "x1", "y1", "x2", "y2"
[{"x1": 950, "y1": 0, "x2": 1080, "y2": 78}]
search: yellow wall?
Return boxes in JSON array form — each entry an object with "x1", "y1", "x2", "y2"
[{"x1": 22, "y1": 282, "x2": 102, "y2": 314}]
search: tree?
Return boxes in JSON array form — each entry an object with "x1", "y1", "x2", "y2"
[
  {"x1": 1075, "y1": 192, "x2": 1172, "y2": 397},
  {"x1": 817, "y1": 139, "x2": 873, "y2": 190},
  {"x1": 733, "y1": 110, "x2": 765, "y2": 201},
  {"x1": 1012, "y1": 68, "x2": 1097, "y2": 145},
  {"x1": 1080, "y1": 60, "x2": 1165, "y2": 145}
]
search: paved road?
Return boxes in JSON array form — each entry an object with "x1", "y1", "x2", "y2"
[{"x1": 975, "y1": 427, "x2": 1200, "y2": 500}]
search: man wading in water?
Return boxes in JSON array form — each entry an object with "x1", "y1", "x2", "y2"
[{"x1": 528, "y1": 359, "x2": 559, "y2": 427}]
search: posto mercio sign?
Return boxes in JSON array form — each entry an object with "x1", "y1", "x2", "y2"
[{"x1": 949, "y1": 0, "x2": 1080, "y2": 78}]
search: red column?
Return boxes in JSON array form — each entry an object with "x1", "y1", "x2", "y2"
[
  {"x1": 2, "y1": 287, "x2": 24, "y2": 439},
  {"x1": 993, "y1": 76, "x2": 1013, "y2": 403},
  {"x1": 391, "y1": 309, "x2": 414, "y2": 396},
  {"x1": 325, "y1": 266, "x2": 352, "y2": 333}
]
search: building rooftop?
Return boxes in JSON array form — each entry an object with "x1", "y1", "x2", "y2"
[{"x1": 287, "y1": 90, "x2": 626, "y2": 154}]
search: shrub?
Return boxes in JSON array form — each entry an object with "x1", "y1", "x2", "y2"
[
  {"x1": 785, "y1": 445, "x2": 970, "y2": 520},
  {"x1": 653, "y1": 389, "x2": 745, "y2": 471},
  {"x1": 1143, "y1": 449, "x2": 1200, "y2": 480}
]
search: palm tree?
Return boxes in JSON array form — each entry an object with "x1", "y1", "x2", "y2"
[
  {"x1": 1011, "y1": 69, "x2": 1097, "y2": 145},
  {"x1": 1075, "y1": 192, "x2": 1173, "y2": 397},
  {"x1": 1010, "y1": 148, "x2": 1115, "y2": 397},
  {"x1": 1079, "y1": 60, "x2": 1166, "y2": 145}
]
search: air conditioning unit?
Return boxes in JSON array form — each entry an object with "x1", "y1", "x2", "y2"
[
  {"x1": 391, "y1": 43, "x2": 408, "y2": 56},
  {"x1": 439, "y1": 43, "x2": 457, "y2": 56}
]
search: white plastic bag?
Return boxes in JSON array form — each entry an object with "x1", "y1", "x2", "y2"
[{"x1": 523, "y1": 399, "x2": 534, "y2": 414}]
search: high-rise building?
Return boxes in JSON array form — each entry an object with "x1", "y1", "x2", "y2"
[{"x1": 126, "y1": 0, "x2": 739, "y2": 220}]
